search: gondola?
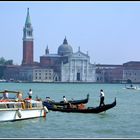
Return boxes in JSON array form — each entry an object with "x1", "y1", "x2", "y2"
[
  {"x1": 44, "y1": 98, "x2": 116, "y2": 113},
  {"x1": 43, "y1": 94, "x2": 89, "y2": 107}
]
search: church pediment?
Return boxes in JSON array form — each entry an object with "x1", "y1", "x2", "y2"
[{"x1": 72, "y1": 51, "x2": 89, "y2": 59}]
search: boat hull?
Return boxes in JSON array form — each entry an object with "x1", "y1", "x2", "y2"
[
  {"x1": 0, "y1": 108, "x2": 45, "y2": 122},
  {"x1": 45, "y1": 98, "x2": 116, "y2": 114}
]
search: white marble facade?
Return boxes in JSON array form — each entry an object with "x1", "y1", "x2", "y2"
[{"x1": 61, "y1": 51, "x2": 96, "y2": 82}]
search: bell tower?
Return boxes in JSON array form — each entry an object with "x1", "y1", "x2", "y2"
[{"x1": 22, "y1": 8, "x2": 34, "y2": 66}]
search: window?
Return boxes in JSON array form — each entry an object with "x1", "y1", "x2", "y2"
[{"x1": 84, "y1": 70, "x2": 87, "y2": 73}]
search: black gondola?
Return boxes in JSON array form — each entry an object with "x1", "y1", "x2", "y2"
[
  {"x1": 43, "y1": 98, "x2": 116, "y2": 113},
  {"x1": 43, "y1": 94, "x2": 89, "y2": 107}
]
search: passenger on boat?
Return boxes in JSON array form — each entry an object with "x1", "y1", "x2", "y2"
[
  {"x1": 15, "y1": 92, "x2": 23, "y2": 101},
  {"x1": 3, "y1": 90, "x2": 9, "y2": 99},
  {"x1": 63, "y1": 96, "x2": 72, "y2": 109},
  {"x1": 45, "y1": 97, "x2": 52, "y2": 103},
  {"x1": 36, "y1": 96, "x2": 42, "y2": 101},
  {"x1": 99, "y1": 89, "x2": 105, "y2": 107},
  {"x1": 28, "y1": 89, "x2": 32, "y2": 99}
]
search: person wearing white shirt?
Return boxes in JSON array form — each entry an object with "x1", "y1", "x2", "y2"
[
  {"x1": 63, "y1": 96, "x2": 67, "y2": 103},
  {"x1": 99, "y1": 89, "x2": 105, "y2": 107},
  {"x1": 28, "y1": 89, "x2": 32, "y2": 99}
]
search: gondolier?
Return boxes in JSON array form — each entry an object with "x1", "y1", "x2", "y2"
[
  {"x1": 99, "y1": 89, "x2": 105, "y2": 107},
  {"x1": 63, "y1": 96, "x2": 67, "y2": 103}
]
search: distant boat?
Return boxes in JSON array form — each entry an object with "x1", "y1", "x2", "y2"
[
  {"x1": 0, "y1": 90, "x2": 48, "y2": 122},
  {"x1": 124, "y1": 84, "x2": 140, "y2": 90}
]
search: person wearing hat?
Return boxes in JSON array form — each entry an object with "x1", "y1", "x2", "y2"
[{"x1": 99, "y1": 89, "x2": 105, "y2": 107}]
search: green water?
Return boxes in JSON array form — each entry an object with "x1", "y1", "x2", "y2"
[{"x1": 0, "y1": 82, "x2": 140, "y2": 138}]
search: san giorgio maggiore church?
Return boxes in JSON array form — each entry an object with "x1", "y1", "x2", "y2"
[{"x1": 4, "y1": 8, "x2": 96, "y2": 83}]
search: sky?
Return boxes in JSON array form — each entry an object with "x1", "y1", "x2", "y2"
[{"x1": 0, "y1": 1, "x2": 140, "y2": 65}]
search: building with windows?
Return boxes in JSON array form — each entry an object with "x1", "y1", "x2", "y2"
[
  {"x1": 33, "y1": 68, "x2": 54, "y2": 82},
  {"x1": 96, "y1": 64, "x2": 123, "y2": 83},
  {"x1": 123, "y1": 61, "x2": 140, "y2": 83}
]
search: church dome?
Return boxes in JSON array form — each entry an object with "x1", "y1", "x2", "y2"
[{"x1": 58, "y1": 37, "x2": 73, "y2": 56}]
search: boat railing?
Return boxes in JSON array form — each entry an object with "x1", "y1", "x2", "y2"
[
  {"x1": 0, "y1": 101, "x2": 23, "y2": 109},
  {"x1": 0, "y1": 100, "x2": 43, "y2": 110}
]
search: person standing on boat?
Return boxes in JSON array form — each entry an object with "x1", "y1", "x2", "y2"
[
  {"x1": 63, "y1": 96, "x2": 67, "y2": 103},
  {"x1": 99, "y1": 89, "x2": 105, "y2": 107},
  {"x1": 28, "y1": 89, "x2": 32, "y2": 99}
]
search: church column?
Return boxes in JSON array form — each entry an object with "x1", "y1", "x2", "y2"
[
  {"x1": 86, "y1": 60, "x2": 88, "y2": 81},
  {"x1": 74, "y1": 59, "x2": 76, "y2": 82},
  {"x1": 61, "y1": 61, "x2": 63, "y2": 82},
  {"x1": 82, "y1": 60, "x2": 84, "y2": 81},
  {"x1": 69, "y1": 59, "x2": 71, "y2": 82}
]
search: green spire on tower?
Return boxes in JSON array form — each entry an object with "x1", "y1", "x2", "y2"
[{"x1": 25, "y1": 8, "x2": 31, "y2": 25}]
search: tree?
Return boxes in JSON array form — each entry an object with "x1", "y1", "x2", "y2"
[
  {"x1": 5, "y1": 60, "x2": 13, "y2": 65},
  {"x1": 0, "y1": 57, "x2": 5, "y2": 65},
  {"x1": 0, "y1": 57, "x2": 13, "y2": 65}
]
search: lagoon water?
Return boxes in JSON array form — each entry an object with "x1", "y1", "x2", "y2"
[{"x1": 0, "y1": 82, "x2": 140, "y2": 138}]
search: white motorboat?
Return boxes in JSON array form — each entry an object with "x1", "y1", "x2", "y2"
[
  {"x1": 0, "y1": 90, "x2": 48, "y2": 122},
  {"x1": 124, "y1": 84, "x2": 140, "y2": 90}
]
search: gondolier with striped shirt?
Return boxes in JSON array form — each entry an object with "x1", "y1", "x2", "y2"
[{"x1": 99, "y1": 89, "x2": 105, "y2": 107}]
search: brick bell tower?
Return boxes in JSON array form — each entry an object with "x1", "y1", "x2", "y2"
[{"x1": 22, "y1": 8, "x2": 34, "y2": 66}]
